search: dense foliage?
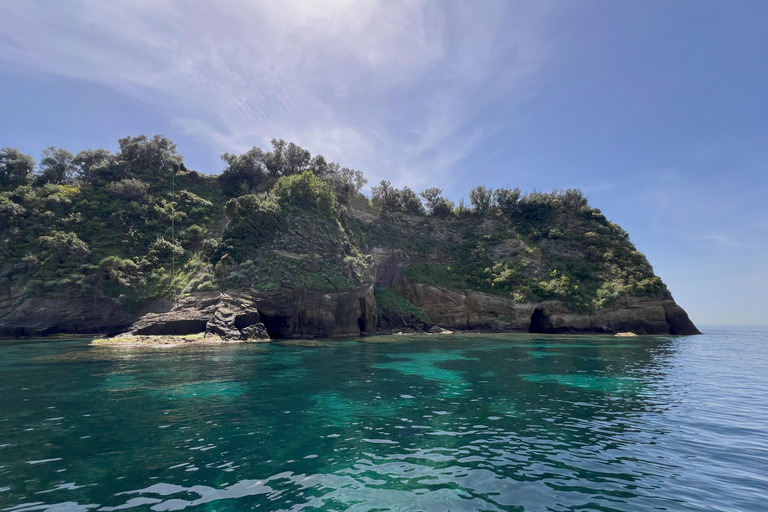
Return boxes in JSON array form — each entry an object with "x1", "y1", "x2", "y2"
[
  {"x1": 374, "y1": 286, "x2": 430, "y2": 324},
  {"x1": 0, "y1": 136, "x2": 665, "y2": 314}
]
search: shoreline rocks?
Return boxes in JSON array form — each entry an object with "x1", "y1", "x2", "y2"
[
  {"x1": 0, "y1": 280, "x2": 700, "y2": 339},
  {"x1": 90, "y1": 332, "x2": 269, "y2": 347}
]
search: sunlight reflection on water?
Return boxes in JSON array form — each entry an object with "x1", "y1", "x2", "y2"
[{"x1": 0, "y1": 327, "x2": 765, "y2": 511}]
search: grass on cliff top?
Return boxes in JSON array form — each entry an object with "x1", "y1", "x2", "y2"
[{"x1": 374, "y1": 286, "x2": 430, "y2": 323}]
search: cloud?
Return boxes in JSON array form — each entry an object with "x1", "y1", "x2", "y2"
[
  {"x1": 694, "y1": 234, "x2": 739, "y2": 248},
  {"x1": 0, "y1": 0, "x2": 555, "y2": 187}
]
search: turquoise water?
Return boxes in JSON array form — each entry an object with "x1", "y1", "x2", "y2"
[{"x1": 0, "y1": 326, "x2": 765, "y2": 511}]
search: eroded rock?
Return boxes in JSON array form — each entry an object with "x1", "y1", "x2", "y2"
[{"x1": 130, "y1": 292, "x2": 270, "y2": 341}]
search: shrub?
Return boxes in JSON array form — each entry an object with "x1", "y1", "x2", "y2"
[
  {"x1": 273, "y1": 171, "x2": 338, "y2": 218},
  {"x1": 39, "y1": 231, "x2": 91, "y2": 264},
  {"x1": 148, "y1": 236, "x2": 183, "y2": 262},
  {"x1": 374, "y1": 286, "x2": 430, "y2": 323},
  {"x1": 216, "y1": 193, "x2": 285, "y2": 263},
  {"x1": 405, "y1": 263, "x2": 465, "y2": 289},
  {"x1": 107, "y1": 178, "x2": 150, "y2": 202}
]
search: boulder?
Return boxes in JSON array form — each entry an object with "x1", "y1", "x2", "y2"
[
  {"x1": 131, "y1": 292, "x2": 270, "y2": 341},
  {"x1": 205, "y1": 301, "x2": 267, "y2": 341},
  {"x1": 241, "y1": 323, "x2": 269, "y2": 340}
]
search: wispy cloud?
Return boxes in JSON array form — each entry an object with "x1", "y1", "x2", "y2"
[
  {"x1": 0, "y1": 0, "x2": 555, "y2": 186},
  {"x1": 694, "y1": 234, "x2": 740, "y2": 248}
]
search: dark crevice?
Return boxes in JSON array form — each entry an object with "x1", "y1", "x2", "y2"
[
  {"x1": 358, "y1": 297, "x2": 367, "y2": 335},
  {"x1": 234, "y1": 312, "x2": 261, "y2": 330},
  {"x1": 259, "y1": 313, "x2": 291, "y2": 339},
  {"x1": 134, "y1": 319, "x2": 208, "y2": 336},
  {"x1": 529, "y1": 307, "x2": 550, "y2": 333}
]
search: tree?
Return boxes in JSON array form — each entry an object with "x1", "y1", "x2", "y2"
[
  {"x1": 558, "y1": 188, "x2": 589, "y2": 210},
  {"x1": 420, "y1": 188, "x2": 442, "y2": 210},
  {"x1": 469, "y1": 185, "x2": 494, "y2": 213},
  {"x1": 338, "y1": 167, "x2": 367, "y2": 193},
  {"x1": 455, "y1": 198, "x2": 470, "y2": 217},
  {"x1": 399, "y1": 187, "x2": 425, "y2": 215},
  {"x1": 494, "y1": 187, "x2": 521, "y2": 215},
  {"x1": 431, "y1": 197, "x2": 455, "y2": 217},
  {"x1": 220, "y1": 146, "x2": 267, "y2": 196},
  {"x1": 0, "y1": 147, "x2": 35, "y2": 185},
  {"x1": 263, "y1": 139, "x2": 287, "y2": 177},
  {"x1": 309, "y1": 155, "x2": 329, "y2": 177},
  {"x1": 147, "y1": 236, "x2": 184, "y2": 263},
  {"x1": 283, "y1": 142, "x2": 311, "y2": 176},
  {"x1": 324, "y1": 165, "x2": 368, "y2": 198},
  {"x1": 73, "y1": 149, "x2": 112, "y2": 182},
  {"x1": 371, "y1": 180, "x2": 402, "y2": 212},
  {"x1": 516, "y1": 190, "x2": 555, "y2": 234},
  {"x1": 37, "y1": 147, "x2": 76, "y2": 184},
  {"x1": 420, "y1": 188, "x2": 455, "y2": 217},
  {"x1": 263, "y1": 139, "x2": 312, "y2": 177},
  {"x1": 118, "y1": 134, "x2": 182, "y2": 171}
]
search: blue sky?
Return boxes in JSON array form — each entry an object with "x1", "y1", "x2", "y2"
[{"x1": 0, "y1": 1, "x2": 765, "y2": 325}]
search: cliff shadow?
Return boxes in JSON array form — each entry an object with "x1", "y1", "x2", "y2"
[
  {"x1": 258, "y1": 313, "x2": 291, "y2": 339},
  {"x1": 357, "y1": 297, "x2": 367, "y2": 335}
]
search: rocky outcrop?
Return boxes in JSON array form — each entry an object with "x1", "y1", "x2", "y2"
[
  {"x1": 248, "y1": 286, "x2": 377, "y2": 338},
  {"x1": 391, "y1": 282, "x2": 535, "y2": 331},
  {"x1": 0, "y1": 258, "x2": 699, "y2": 338},
  {"x1": 392, "y1": 280, "x2": 699, "y2": 335},
  {"x1": 130, "y1": 292, "x2": 268, "y2": 341},
  {"x1": 528, "y1": 296, "x2": 700, "y2": 335},
  {"x1": 376, "y1": 308, "x2": 432, "y2": 334},
  {"x1": 120, "y1": 285, "x2": 377, "y2": 341},
  {"x1": 0, "y1": 294, "x2": 149, "y2": 337},
  {"x1": 375, "y1": 248, "x2": 700, "y2": 336},
  {"x1": 0, "y1": 284, "x2": 24, "y2": 320}
]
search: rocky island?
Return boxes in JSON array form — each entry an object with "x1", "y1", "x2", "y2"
[{"x1": 0, "y1": 137, "x2": 699, "y2": 341}]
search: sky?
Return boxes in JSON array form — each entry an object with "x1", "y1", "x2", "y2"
[{"x1": 0, "y1": 0, "x2": 765, "y2": 325}]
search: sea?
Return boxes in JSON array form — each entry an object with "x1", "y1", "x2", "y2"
[{"x1": 0, "y1": 326, "x2": 765, "y2": 512}]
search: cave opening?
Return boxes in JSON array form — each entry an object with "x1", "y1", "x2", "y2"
[
  {"x1": 357, "y1": 297, "x2": 367, "y2": 335},
  {"x1": 528, "y1": 307, "x2": 550, "y2": 333},
  {"x1": 234, "y1": 312, "x2": 261, "y2": 331},
  {"x1": 258, "y1": 313, "x2": 291, "y2": 339}
]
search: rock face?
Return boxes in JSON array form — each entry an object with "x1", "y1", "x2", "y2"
[
  {"x1": 130, "y1": 292, "x2": 268, "y2": 341},
  {"x1": 392, "y1": 282, "x2": 535, "y2": 331},
  {"x1": 376, "y1": 251, "x2": 700, "y2": 336},
  {"x1": 0, "y1": 288, "x2": 148, "y2": 337},
  {"x1": 528, "y1": 296, "x2": 700, "y2": 335},
  {"x1": 121, "y1": 285, "x2": 378, "y2": 340},
  {"x1": 376, "y1": 308, "x2": 432, "y2": 334},
  {"x1": 0, "y1": 254, "x2": 699, "y2": 338},
  {"x1": 390, "y1": 281, "x2": 699, "y2": 335},
  {"x1": 247, "y1": 286, "x2": 377, "y2": 338}
]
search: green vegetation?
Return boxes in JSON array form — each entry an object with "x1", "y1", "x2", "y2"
[
  {"x1": 374, "y1": 286, "x2": 430, "y2": 323},
  {"x1": 0, "y1": 136, "x2": 666, "y2": 315}
]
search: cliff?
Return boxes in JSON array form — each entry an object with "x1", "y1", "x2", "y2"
[{"x1": 0, "y1": 137, "x2": 700, "y2": 338}]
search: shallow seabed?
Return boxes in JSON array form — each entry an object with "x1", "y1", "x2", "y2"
[{"x1": 0, "y1": 326, "x2": 766, "y2": 511}]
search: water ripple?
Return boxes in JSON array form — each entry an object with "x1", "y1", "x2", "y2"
[{"x1": 0, "y1": 329, "x2": 765, "y2": 511}]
